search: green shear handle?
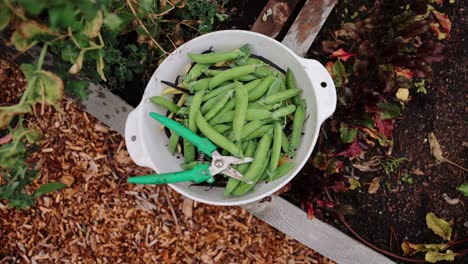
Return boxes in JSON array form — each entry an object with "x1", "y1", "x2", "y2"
[
  {"x1": 127, "y1": 164, "x2": 213, "y2": 184},
  {"x1": 149, "y1": 112, "x2": 217, "y2": 157}
]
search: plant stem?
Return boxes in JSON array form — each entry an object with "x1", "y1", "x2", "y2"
[
  {"x1": 327, "y1": 208, "x2": 426, "y2": 263},
  {"x1": 37, "y1": 43, "x2": 49, "y2": 71}
]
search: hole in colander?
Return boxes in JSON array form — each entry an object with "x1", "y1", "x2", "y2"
[
  {"x1": 131, "y1": 136, "x2": 136, "y2": 142},
  {"x1": 321, "y1": 82, "x2": 327, "y2": 88}
]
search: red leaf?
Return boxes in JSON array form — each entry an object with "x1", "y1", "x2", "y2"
[
  {"x1": 374, "y1": 114, "x2": 394, "y2": 138},
  {"x1": 307, "y1": 202, "x2": 315, "y2": 219},
  {"x1": 336, "y1": 138, "x2": 363, "y2": 158},
  {"x1": 330, "y1": 48, "x2": 356, "y2": 62},
  {"x1": 430, "y1": 23, "x2": 448, "y2": 40},
  {"x1": 432, "y1": 10, "x2": 451, "y2": 35},
  {"x1": 394, "y1": 67, "x2": 414, "y2": 80},
  {"x1": 316, "y1": 199, "x2": 336, "y2": 208}
]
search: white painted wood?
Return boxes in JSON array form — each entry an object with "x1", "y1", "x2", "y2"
[{"x1": 242, "y1": 196, "x2": 395, "y2": 264}]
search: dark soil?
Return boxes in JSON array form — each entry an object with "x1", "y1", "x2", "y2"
[{"x1": 286, "y1": 0, "x2": 468, "y2": 263}]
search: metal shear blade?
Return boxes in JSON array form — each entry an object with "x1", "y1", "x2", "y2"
[{"x1": 209, "y1": 151, "x2": 254, "y2": 184}]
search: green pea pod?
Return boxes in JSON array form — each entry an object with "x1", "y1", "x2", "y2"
[
  {"x1": 286, "y1": 68, "x2": 301, "y2": 105},
  {"x1": 272, "y1": 105, "x2": 296, "y2": 119},
  {"x1": 244, "y1": 79, "x2": 262, "y2": 93},
  {"x1": 224, "y1": 140, "x2": 258, "y2": 196},
  {"x1": 233, "y1": 82, "x2": 249, "y2": 142},
  {"x1": 253, "y1": 65, "x2": 275, "y2": 78},
  {"x1": 266, "y1": 78, "x2": 283, "y2": 96},
  {"x1": 202, "y1": 82, "x2": 235, "y2": 102},
  {"x1": 188, "y1": 51, "x2": 243, "y2": 64},
  {"x1": 289, "y1": 99, "x2": 306, "y2": 154},
  {"x1": 269, "y1": 122, "x2": 282, "y2": 173},
  {"x1": 180, "y1": 161, "x2": 198, "y2": 170},
  {"x1": 168, "y1": 131, "x2": 180, "y2": 155},
  {"x1": 185, "y1": 63, "x2": 209, "y2": 82},
  {"x1": 232, "y1": 148, "x2": 271, "y2": 196},
  {"x1": 233, "y1": 133, "x2": 272, "y2": 187},
  {"x1": 248, "y1": 102, "x2": 282, "y2": 111},
  {"x1": 270, "y1": 162, "x2": 296, "y2": 181},
  {"x1": 213, "y1": 124, "x2": 230, "y2": 134},
  {"x1": 236, "y1": 74, "x2": 257, "y2": 82},
  {"x1": 209, "y1": 64, "x2": 257, "y2": 89},
  {"x1": 182, "y1": 119, "x2": 196, "y2": 163},
  {"x1": 185, "y1": 78, "x2": 212, "y2": 91},
  {"x1": 248, "y1": 75, "x2": 276, "y2": 101},
  {"x1": 208, "y1": 99, "x2": 236, "y2": 126},
  {"x1": 195, "y1": 112, "x2": 242, "y2": 157},
  {"x1": 281, "y1": 130, "x2": 290, "y2": 153},
  {"x1": 201, "y1": 93, "x2": 222, "y2": 114},
  {"x1": 204, "y1": 90, "x2": 234, "y2": 121},
  {"x1": 203, "y1": 69, "x2": 223, "y2": 76},
  {"x1": 258, "y1": 89, "x2": 302, "y2": 105},
  {"x1": 150, "y1": 96, "x2": 180, "y2": 113},
  {"x1": 189, "y1": 90, "x2": 205, "y2": 132},
  {"x1": 243, "y1": 125, "x2": 273, "y2": 141},
  {"x1": 240, "y1": 120, "x2": 264, "y2": 139},
  {"x1": 244, "y1": 58, "x2": 264, "y2": 65},
  {"x1": 218, "y1": 109, "x2": 272, "y2": 123}
]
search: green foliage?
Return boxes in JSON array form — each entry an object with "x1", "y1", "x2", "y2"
[
  {"x1": 381, "y1": 157, "x2": 407, "y2": 175},
  {"x1": 0, "y1": 119, "x2": 65, "y2": 209},
  {"x1": 339, "y1": 123, "x2": 357, "y2": 143},
  {"x1": 457, "y1": 183, "x2": 468, "y2": 197},
  {"x1": 401, "y1": 173, "x2": 413, "y2": 184},
  {"x1": 178, "y1": 0, "x2": 229, "y2": 33},
  {"x1": 415, "y1": 79, "x2": 428, "y2": 94},
  {"x1": 378, "y1": 103, "x2": 401, "y2": 120}
]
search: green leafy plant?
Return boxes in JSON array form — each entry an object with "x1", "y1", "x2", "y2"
[
  {"x1": 401, "y1": 173, "x2": 413, "y2": 184},
  {"x1": 0, "y1": 119, "x2": 66, "y2": 209},
  {"x1": 381, "y1": 157, "x2": 407, "y2": 175},
  {"x1": 457, "y1": 183, "x2": 468, "y2": 196}
]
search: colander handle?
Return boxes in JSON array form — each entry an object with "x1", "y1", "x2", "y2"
[
  {"x1": 298, "y1": 57, "x2": 337, "y2": 124},
  {"x1": 125, "y1": 107, "x2": 154, "y2": 168}
]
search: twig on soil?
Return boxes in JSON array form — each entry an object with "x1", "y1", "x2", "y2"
[{"x1": 327, "y1": 208, "x2": 426, "y2": 263}]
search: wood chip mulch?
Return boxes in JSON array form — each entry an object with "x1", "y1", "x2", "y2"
[{"x1": 0, "y1": 58, "x2": 334, "y2": 263}]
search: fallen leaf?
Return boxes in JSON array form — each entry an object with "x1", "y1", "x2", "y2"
[
  {"x1": 401, "y1": 241, "x2": 448, "y2": 256},
  {"x1": 457, "y1": 183, "x2": 468, "y2": 197},
  {"x1": 115, "y1": 150, "x2": 132, "y2": 164},
  {"x1": 339, "y1": 123, "x2": 358, "y2": 143},
  {"x1": 336, "y1": 139, "x2": 363, "y2": 158},
  {"x1": 396, "y1": 88, "x2": 410, "y2": 102},
  {"x1": 368, "y1": 177, "x2": 381, "y2": 194},
  {"x1": 182, "y1": 198, "x2": 193, "y2": 218},
  {"x1": 348, "y1": 178, "x2": 361, "y2": 190},
  {"x1": 426, "y1": 212, "x2": 452, "y2": 241},
  {"x1": 429, "y1": 132, "x2": 445, "y2": 163},
  {"x1": 375, "y1": 114, "x2": 394, "y2": 138},
  {"x1": 431, "y1": 10, "x2": 451, "y2": 35},
  {"x1": 394, "y1": 67, "x2": 414, "y2": 80},
  {"x1": 330, "y1": 48, "x2": 356, "y2": 62},
  {"x1": 425, "y1": 250, "x2": 456, "y2": 263},
  {"x1": 429, "y1": 23, "x2": 448, "y2": 40},
  {"x1": 325, "y1": 61, "x2": 334, "y2": 77},
  {"x1": 411, "y1": 168, "x2": 425, "y2": 175}
]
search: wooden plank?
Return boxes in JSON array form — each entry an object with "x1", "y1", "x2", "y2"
[
  {"x1": 282, "y1": 0, "x2": 337, "y2": 56},
  {"x1": 250, "y1": 0, "x2": 301, "y2": 39},
  {"x1": 242, "y1": 196, "x2": 395, "y2": 264}
]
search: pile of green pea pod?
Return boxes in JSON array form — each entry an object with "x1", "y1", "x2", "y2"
[{"x1": 150, "y1": 45, "x2": 306, "y2": 197}]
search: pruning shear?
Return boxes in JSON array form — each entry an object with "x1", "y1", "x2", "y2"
[{"x1": 127, "y1": 112, "x2": 253, "y2": 185}]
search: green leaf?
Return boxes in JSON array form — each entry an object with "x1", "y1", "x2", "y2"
[
  {"x1": 457, "y1": 183, "x2": 468, "y2": 197},
  {"x1": 103, "y1": 13, "x2": 123, "y2": 32},
  {"x1": 349, "y1": 178, "x2": 361, "y2": 190},
  {"x1": 401, "y1": 241, "x2": 448, "y2": 256},
  {"x1": 65, "y1": 80, "x2": 89, "y2": 100},
  {"x1": 339, "y1": 123, "x2": 358, "y2": 143},
  {"x1": 378, "y1": 103, "x2": 400, "y2": 120},
  {"x1": 48, "y1": 5, "x2": 76, "y2": 29},
  {"x1": 332, "y1": 59, "x2": 347, "y2": 87},
  {"x1": 35, "y1": 70, "x2": 64, "y2": 109},
  {"x1": 17, "y1": 0, "x2": 47, "y2": 16},
  {"x1": 138, "y1": 0, "x2": 154, "y2": 15},
  {"x1": 426, "y1": 212, "x2": 452, "y2": 241},
  {"x1": 34, "y1": 182, "x2": 66, "y2": 198},
  {"x1": 96, "y1": 50, "x2": 106, "y2": 81},
  {"x1": 425, "y1": 250, "x2": 456, "y2": 263},
  {"x1": 0, "y1": 6, "x2": 11, "y2": 31}
]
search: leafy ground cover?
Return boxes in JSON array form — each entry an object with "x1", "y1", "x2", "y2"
[{"x1": 283, "y1": 0, "x2": 467, "y2": 262}]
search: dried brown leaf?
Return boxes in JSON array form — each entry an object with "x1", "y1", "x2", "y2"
[
  {"x1": 368, "y1": 177, "x2": 381, "y2": 194},
  {"x1": 429, "y1": 132, "x2": 445, "y2": 163}
]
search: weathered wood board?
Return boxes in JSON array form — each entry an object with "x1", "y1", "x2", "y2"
[
  {"x1": 282, "y1": 0, "x2": 337, "y2": 56},
  {"x1": 250, "y1": 0, "x2": 301, "y2": 38}
]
